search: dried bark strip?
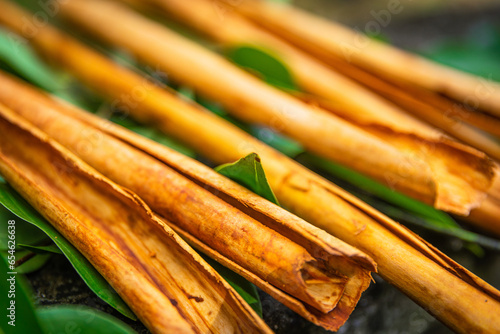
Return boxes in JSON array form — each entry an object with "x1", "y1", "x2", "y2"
[{"x1": 0, "y1": 105, "x2": 271, "y2": 334}]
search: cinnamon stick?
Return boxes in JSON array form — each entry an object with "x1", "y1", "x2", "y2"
[
  {"x1": 293, "y1": 51, "x2": 500, "y2": 159},
  {"x1": 0, "y1": 104, "x2": 271, "y2": 334}
]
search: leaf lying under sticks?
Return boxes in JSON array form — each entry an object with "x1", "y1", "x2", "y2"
[
  {"x1": 0, "y1": 177, "x2": 136, "y2": 319},
  {"x1": 0, "y1": 29, "x2": 103, "y2": 113},
  {"x1": 0, "y1": 255, "x2": 46, "y2": 334},
  {"x1": 1, "y1": 251, "x2": 136, "y2": 334},
  {"x1": 202, "y1": 255, "x2": 263, "y2": 317},
  {"x1": 0, "y1": 28, "x2": 62, "y2": 92},
  {"x1": 0, "y1": 27, "x2": 199, "y2": 160},
  {"x1": 226, "y1": 45, "x2": 298, "y2": 91},
  {"x1": 0, "y1": 104, "x2": 270, "y2": 334},
  {"x1": 18, "y1": 243, "x2": 62, "y2": 255},
  {"x1": 421, "y1": 25, "x2": 500, "y2": 83},
  {"x1": 0, "y1": 197, "x2": 49, "y2": 248},
  {"x1": 109, "y1": 114, "x2": 197, "y2": 158},
  {"x1": 0, "y1": 71, "x2": 376, "y2": 332},
  {"x1": 37, "y1": 306, "x2": 136, "y2": 334}
]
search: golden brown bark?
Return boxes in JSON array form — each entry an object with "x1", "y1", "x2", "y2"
[
  {"x1": 0, "y1": 71, "x2": 376, "y2": 331},
  {"x1": 0, "y1": 105, "x2": 271, "y2": 334}
]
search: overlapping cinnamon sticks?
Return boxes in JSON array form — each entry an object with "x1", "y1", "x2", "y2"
[
  {"x1": 133, "y1": 0, "x2": 500, "y2": 160},
  {"x1": 120, "y1": 0, "x2": 434, "y2": 135},
  {"x1": 216, "y1": 0, "x2": 500, "y2": 156},
  {"x1": 118, "y1": 0, "x2": 500, "y2": 232},
  {"x1": 52, "y1": 0, "x2": 500, "y2": 225},
  {"x1": 225, "y1": 0, "x2": 500, "y2": 120},
  {"x1": 209, "y1": 0, "x2": 500, "y2": 233},
  {"x1": 0, "y1": 104, "x2": 271, "y2": 334},
  {"x1": 0, "y1": 1, "x2": 499, "y2": 332},
  {"x1": 0, "y1": 70, "x2": 378, "y2": 331}
]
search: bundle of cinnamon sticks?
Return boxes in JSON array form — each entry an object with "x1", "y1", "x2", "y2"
[
  {"x1": 0, "y1": 0, "x2": 499, "y2": 333},
  {"x1": 53, "y1": 0, "x2": 500, "y2": 236},
  {"x1": 0, "y1": 70, "x2": 378, "y2": 331},
  {"x1": 0, "y1": 104, "x2": 271, "y2": 333}
]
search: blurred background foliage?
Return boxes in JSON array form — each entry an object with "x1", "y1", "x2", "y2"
[
  {"x1": 294, "y1": 0, "x2": 500, "y2": 83},
  {"x1": 294, "y1": 0, "x2": 500, "y2": 23}
]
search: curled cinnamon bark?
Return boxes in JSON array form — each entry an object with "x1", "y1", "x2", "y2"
[{"x1": 0, "y1": 105, "x2": 271, "y2": 334}]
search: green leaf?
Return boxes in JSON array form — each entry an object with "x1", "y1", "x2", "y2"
[
  {"x1": 423, "y1": 43, "x2": 500, "y2": 82},
  {"x1": 267, "y1": 0, "x2": 292, "y2": 4},
  {"x1": 13, "y1": 251, "x2": 52, "y2": 275},
  {"x1": 177, "y1": 86, "x2": 196, "y2": 101},
  {"x1": 2, "y1": 252, "x2": 134, "y2": 334},
  {"x1": 299, "y1": 153, "x2": 455, "y2": 223},
  {"x1": 367, "y1": 32, "x2": 391, "y2": 44},
  {"x1": 0, "y1": 255, "x2": 45, "y2": 334},
  {"x1": 0, "y1": 29, "x2": 63, "y2": 92},
  {"x1": 224, "y1": 46, "x2": 305, "y2": 155},
  {"x1": 197, "y1": 97, "x2": 254, "y2": 133},
  {"x1": 216, "y1": 153, "x2": 279, "y2": 205},
  {"x1": 356, "y1": 193, "x2": 499, "y2": 250},
  {"x1": 0, "y1": 29, "x2": 103, "y2": 112},
  {"x1": 18, "y1": 244, "x2": 62, "y2": 255},
  {"x1": 0, "y1": 206, "x2": 50, "y2": 251},
  {"x1": 250, "y1": 125, "x2": 304, "y2": 158},
  {"x1": 420, "y1": 23, "x2": 500, "y2": 82},
  {"x1": 11, "y1": 0, "x2": 45, "y2": 13},
  {"x1": 214, "y1": 152, "x2": 287, "y2": 316},
  {"x1": 0, "y1": 179, "x2": 136, "y2": 320},
  {"x1": 37, "y1": 306, "x2": 136, "y2": 334},
  {"x1": 0, "y1": 28, "x2": 186, "y2": 145},
  {"x1": 227, "y1": 45, "x2": 298, "y2": 91},
  {"x1": 298, "y1": 153, "x2": 500, "y2": 251}
]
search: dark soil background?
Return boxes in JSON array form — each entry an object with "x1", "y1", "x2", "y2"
[{"x1": 26, "y1": 2, "x2": 500, "y2": 333}]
